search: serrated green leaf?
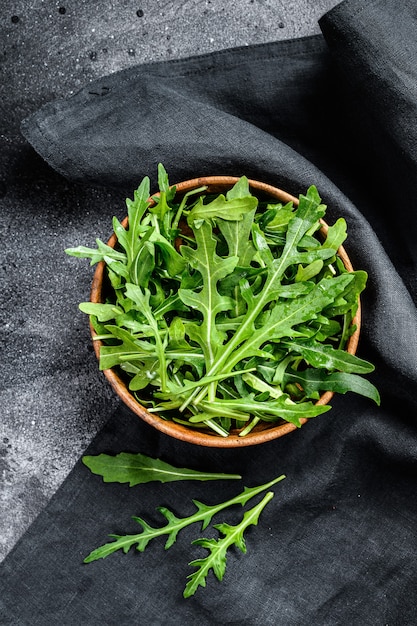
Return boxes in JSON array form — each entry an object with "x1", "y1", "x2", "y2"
[
  {"x1": 217, "y1": 209, "x2": 256, "y2": 267},
  {"x1": 83, "y1": 475, "x2": 285, "y2": 564},
  {"x1": 251, "y1": 222, "x2": 275, "y2": 266},
  {"x1": 98, "y1": 324, "x2": 154, "y2": 370},
  {"x1": 284, "y1": 368, "x2": 380, "y2": 405},
  {"x1": 124, "y1": 284, "x2": 167, "y2": 390},
  {"x1": 65, "y1": 241, "x2": 126, "y2": 266},
  {"x1": 199, "y1": 395, "x2": 330, "y2": 427},
  {"x1": 188, "y1": 193, "x2": 258, "y2": 223},
  {"x1": 323, "y1": 270, "x2": 368, "y2": 317},
  {"x1": 68, "y1": 169, "x2": 378, "y2": 433},
  {"x1": 179, "y1": 220, "x2": 239, "y2": 368},
  {"x1": 184, "y1": 491, "x2": 274, "y2": 598},
  {"x1": 150, "y1": 231, "x2": 186, "y2": 276},
  {"x1": 281, "y1": 338, "x2": 375, "y2": 374},
  {"x1": 129, "y1": 235, "x2": 155, "y2": 287},
  {"x1": 157, "y1": 162, "x2": 170, "y2": 194},
  {"x1": 262, "y1": 202, "x2": 294, "y2": 231},
  {"x1": 125, "y1": 176, "x2": 151, "y2": 248},
  {"x1": 127, "y1": 361, "x2": 159, "y2": 390},
  {"x1": 225, "y1": 273, "x2": 354, "y2": 369}
]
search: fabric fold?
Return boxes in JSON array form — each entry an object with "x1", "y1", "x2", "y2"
[
  {"x1": 320, "y1": 0, "x2": 417, "y2": 281},
  {"x1": 20, "y1": 36, "x2": 333, "y2": 188}
]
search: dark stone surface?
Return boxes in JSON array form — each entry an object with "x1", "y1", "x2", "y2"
[{"x1": 0, "y1": 0, "x2": 340, "y2": 561}]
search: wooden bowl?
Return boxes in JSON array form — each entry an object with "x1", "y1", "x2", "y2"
[{"x1": 90, "y1": 176, "x2": 361, "y2": 447}]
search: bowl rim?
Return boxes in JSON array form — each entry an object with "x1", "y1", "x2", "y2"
[{"x1": 90, "y1": 175, "x2": 361, "y2": 447}]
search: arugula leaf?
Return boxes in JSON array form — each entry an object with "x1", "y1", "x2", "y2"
[
  {"x1": 124, "y1": 176, "x2": 152, "y2": 260},
  {"x1": 78, "y1": 302, "x2": 124, "y2": 322},
  {"x1": 67, "y1": 168, "x2": 378, "y2": 436},
  {"x1": 281, "y1": 338, "x2": 375, "y2": 374},
  {"x1": 98, "y1": 325, "x2": 154, "y2": 370},
  {"x1": 82, "y1": 452, "x2": 242, "y2": 486},
  {"x1": 124, "y1": 284, "x2": 168, "y2": 390},
  {"x1": 261, "y1": 202, "x2": 295, "y2": 231},
  {"x1": 295, "y1": 259, "x2": 324, "y2": 282},
  {"x1": 323, "y1": 270, "x2": 368, "y2": 317},
  {"x1": 322, "y1": 217, "x2": 347, "y2": 249},
  {"x1": 83, "y1": 474, "x2": 285, "y2": 562},
  {"x1": 184, "y1": 491, "x2": 274, "y2": 598},
  {"x1": 188, "y1": 193, "x2": 257, "y2": 223},
  {"x1": 217, "y1": 209, "x2": 256, "y2": 268},
  {"x1": 179, "y1": 220, "x2": 239, "y2": 371},
  {"x1": 199, "y1": 395, "x2": 331, "y2": 427},
  {"x1": 128, "y1": 232, "x2": 155, "y2": 287},
  {"x1": 65, "y1": 240, "x2": 126, "y2": 266},
  {"x1": 279, "y1": 186, "x2": 327, "y2": 261},
  {"x1": 284, "y1": 368, "x2": 381, "y2": 405},
  {"x1": 224, "y1": 274, "x2": 354, "y2": 370},
  {"x1": 183, "y1": 187, "x2": 343, "y2": 406}
]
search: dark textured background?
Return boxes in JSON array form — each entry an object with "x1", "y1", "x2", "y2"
[{"x1": 0, "y1": 0, "x2": 340, "y2": 562}]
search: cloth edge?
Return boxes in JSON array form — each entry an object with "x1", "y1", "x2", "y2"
[{"x1": 19, "y1": 35, "x2": 326, "y2": 183}]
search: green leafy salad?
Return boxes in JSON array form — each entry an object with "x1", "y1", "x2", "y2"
[
  {"x1": 81, "y1": 451, "x2": 285, "y2": 598},
  {"x1": 66, "y1": 165, "x2": 379, "y2": 437}
]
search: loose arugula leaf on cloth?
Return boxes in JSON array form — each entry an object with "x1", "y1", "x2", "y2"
[
  {"x1": 184, "y1": 491, "x2": 274, "y2": 598},
  {"x1": 66, "y1": 164, "x2": 379, "y2": 436},
  {"x1": 82, "y1": 452, "x2": 242, "y2": 485},
  {"x1": 83, "y1": 474, "x2": 285, "y2": 563}
]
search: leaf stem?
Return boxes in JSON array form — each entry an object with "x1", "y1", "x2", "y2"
[
  {"x1": 172, "y1": 186, "x2": 208, "y2": 231},
  {"x1": 238, "y1": 416, "x2": 261, "y2": 437}
]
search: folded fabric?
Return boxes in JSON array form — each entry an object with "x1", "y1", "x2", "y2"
[{"x1": 2, "y1": 0, "x2": 417, "y2": 623}]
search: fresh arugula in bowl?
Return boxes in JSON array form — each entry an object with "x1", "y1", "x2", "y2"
[{"x1": 66, "y1": 165, "x2": 379, "y2": 437}]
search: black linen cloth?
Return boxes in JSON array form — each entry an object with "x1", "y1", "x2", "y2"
[{"x1": 2, "y1": 0, "x2": 417, "y2": 623}]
